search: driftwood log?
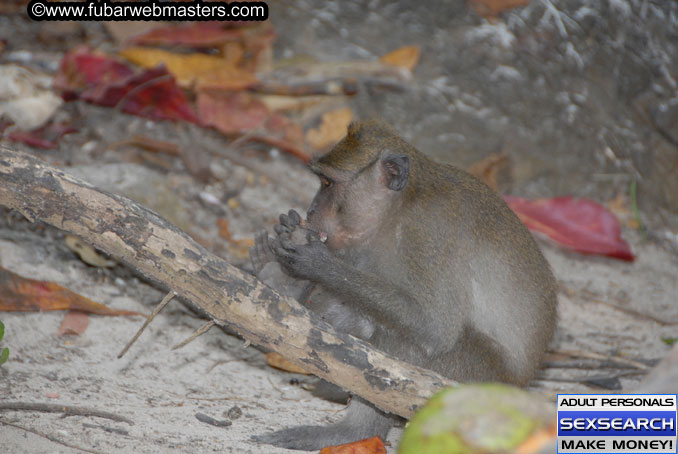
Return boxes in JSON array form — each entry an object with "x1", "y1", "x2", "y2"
[{"x1": 0, "y1": 145, "x2": 455, "y2": 419}]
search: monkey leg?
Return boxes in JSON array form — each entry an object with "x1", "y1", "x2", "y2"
[
  {"x1": 311, "y1": 379, "x2": 350, "y2": 404},
  {"x1": 253, "y1": 397, "x2": 398, "y2": 451},
  {"x1": 446, "y1": 325, "x2": 523, "y2": 385}
]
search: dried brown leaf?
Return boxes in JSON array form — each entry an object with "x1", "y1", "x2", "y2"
[
  {"x1": 379, "y1": 46, "x2": 421, "y2": 72},
  {"x1": 0, "y1": 266, "x2": 144, "y2": 316},
  {"x1": 467, "y1": 153, "x2": 509, "y2": 191},
  {"x1": 265, "y1": 352, "x2": 310, "y2": 375},
  {"x1": 65, "y1": 235, "x2": 116, "y2": 268},
  {"x1": 306, "y1": 107, "x2": 353, "y2": 151},
  {"x1": 470, "y1": 0, "x2": 530, "y2": 18}
]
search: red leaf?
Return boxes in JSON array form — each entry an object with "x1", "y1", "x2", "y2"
[
  {"x1": 54, "y1": 47, "x2": 134, "y2": 101},
  {"x1": 55, "y1": 48, "x2": 198, "y2": 123},
  {"x1": 92, "y1": 66, "x2": 199, "y2": 123},
  {"x1": 504, "y1": 195, "x2": 635, "y2": 261},
  {"x1": 8, "y1": 122, "x2": 77, "y2": 149},
  {"x1": 197, "y1": 91, "x2": 270, "y2": 134},
  {"x1": 197, "y1": 91, "x2": 301, "y2": 142},
  {"x1": 197, "y1": 91, "x2": 308, "y2": 161},
  {"x1": 131, "y1": 22, "x2": 246, "y2": 47}
]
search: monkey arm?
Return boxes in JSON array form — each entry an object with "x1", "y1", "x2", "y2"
[
  {"x1": 273, "y1": 232, "x2": 442, "y2": 348},
  {"x1": 314, "y1": 257, "x2": 443, "y2": 345}
]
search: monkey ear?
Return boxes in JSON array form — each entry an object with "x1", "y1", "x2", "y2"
[{"x1": 382, "y1": 155, "x2": 410, "y2": 191}]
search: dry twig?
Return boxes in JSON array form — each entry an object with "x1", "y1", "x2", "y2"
[
  {"x1": 0, "y1": 401, "x2": 133, "y2": 424},
  {"x1": 118, "y1": 291, "x2": 176, "y2": 358}
]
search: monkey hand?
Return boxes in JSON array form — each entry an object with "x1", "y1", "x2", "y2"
[
  {"x1": 251, "y1": 210, "x2": 307, "y2": 275},
  {"x1": 272, "y1": 227, "x2": 332, "y2": 281}
]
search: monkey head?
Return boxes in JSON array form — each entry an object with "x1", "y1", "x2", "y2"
[{"x1": 306, "y1": 121, "x2": 411, "y2": 251}]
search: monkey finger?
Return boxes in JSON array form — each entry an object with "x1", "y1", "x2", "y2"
[
  {"x1": 250, "y1": 233, "x2": 265, "y2": 273},
  {"x1": 254, "y1": 230, "x2": 266, "y2": 249},
  {"x1": 272, "y1": 243, "x2": 296, "y2": 265},
  {"x1": 268, "y1": 234, "x2": 281, "y2": 249},
  {"x1": 248, "y1": 246, "x2": 260, "y2": 272},
  {"x1": 288, "y1": 209, "x2": 301, "y2": 226},
  {"x1": 278, "y1": 234, "x2": 297, "y2": 252},
  {"x1": 265, "y1": 233, "x2": 277, "y2": 253},
  {"x1": 279, "y1": 213, "x2": 293, "y2": 228},
  {"x1": 275, "y1": 229, "x2": 293, "y2": 248},
  {"x1": 253, "y1": 231, "x2": 274, "y2": 270},
  {"x1": 274, "y1": 224, "x2": 290, "y2": 235},
  {"x1": 254, "y1": 230, "x2": 264, "y2": 244},
  {"x1": 262, "y1": 231, "x2": 278, "y2": 259}
]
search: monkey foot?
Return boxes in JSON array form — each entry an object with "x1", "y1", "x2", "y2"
[{"x1": 253, "y1": 425, "x2": 370, "y2": 451}]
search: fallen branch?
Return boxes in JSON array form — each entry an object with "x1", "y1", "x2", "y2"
[
  {"x1": 0, "y1": 401, "x2": 133, "y2": 424},
  {"x1": 0, "y1": 145, "x2": 455, "y2": 419}
]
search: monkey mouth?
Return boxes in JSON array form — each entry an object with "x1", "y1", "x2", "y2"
[{"x1": 302, "y1": 217, "x2": 328, "y2": 243}]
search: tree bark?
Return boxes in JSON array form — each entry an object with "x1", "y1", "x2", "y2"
[{"x1": 0, "y1": 145, "x2": 455, "y2": 419}]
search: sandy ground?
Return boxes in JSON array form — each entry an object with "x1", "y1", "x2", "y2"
[{"x1": 0, "y1": 155, "x2": 676, "y2": 454}]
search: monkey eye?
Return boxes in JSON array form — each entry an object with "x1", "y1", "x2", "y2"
[{"x1": 320, "y1": 176, "x2": 333, "y2": 188}]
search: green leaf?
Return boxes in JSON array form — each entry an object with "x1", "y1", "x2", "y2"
[
  {"x1": 661, "y1": 337, "x2": 678, "y2": 346},
  {"x1": 0, "y1": 320, "x2": 4, "y2": 342},
  {"x1": 0, "y1": 347, "x2": 8, "y2": 365}
]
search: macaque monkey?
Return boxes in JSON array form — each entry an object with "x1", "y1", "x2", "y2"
[{"x1": 250, "y1": 120, "x2": 557, "y2": 450}]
